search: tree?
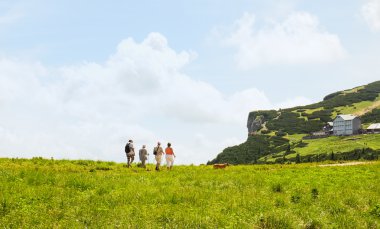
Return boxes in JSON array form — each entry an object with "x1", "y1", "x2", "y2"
[
  {"x1": 330, "y1": 151, "x2": 335, "y2": 161},
  {"x1": 296, "y1": 153, "x2": 301, "y2": 163}
]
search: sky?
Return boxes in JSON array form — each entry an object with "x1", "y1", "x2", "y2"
[{"x1": 0, "y1": 0, "x2": 379, "y2": 164}]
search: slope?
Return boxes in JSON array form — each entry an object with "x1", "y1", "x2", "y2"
[{"x1": 209, "y1": 81, "x2": 380, "y2": 164}]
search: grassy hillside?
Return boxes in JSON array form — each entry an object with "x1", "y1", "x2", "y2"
[
  {"x1": 0, "y1": 158, "x2": 379, "y2": 228},
  {"x1": 267, "y1": 134, "x2": 380, "y2": 163},
  {"x1": 211, "y1": 81, "x2": 380, "y2": 165}
]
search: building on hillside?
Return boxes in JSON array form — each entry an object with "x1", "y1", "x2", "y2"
[
  {"x1": 333, "y1": 114, "x2": 361, "y2": 136},
  {"x1": 367, "y1": 123, "x2": 380, "y2": 133},
  {"x1": 323, "y1": 122, "x2": 334, "y2": 134}
]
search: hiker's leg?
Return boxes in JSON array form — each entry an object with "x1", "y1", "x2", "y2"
[
  {"x1": 155, "y1": 156, "x2": 161, "y2": 170},
  {"x1": 156, "y1": 160, "x2": 161, "y2": 171},
  {"x1": 167, "y1": 155, "x2": 173, "y2": 170}
]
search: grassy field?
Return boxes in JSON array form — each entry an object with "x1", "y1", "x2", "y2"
[
  {"x1": 295, "y1": 134, "x2": 380, "y2": 157},
  {"x1": 261, "y1": 134, "x2": 380, "y2": 163},
  {"x1": 1, "y1": 158, "x2": 379, "y2": 228}
]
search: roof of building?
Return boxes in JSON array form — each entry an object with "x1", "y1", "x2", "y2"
[
  {"x1": 367, "y1": 123, "x2": 380, "y2": 130},
  {"x1": 335, "y1": 114, "x2": 358, "y2": 121},
  {"x1": 327, "y1": 122, "x2": 333, "y2": 126}
]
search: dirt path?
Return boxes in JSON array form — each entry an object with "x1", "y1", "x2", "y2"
[{"x1": 318, "y1": 162, "x2": 373, "y2": 167}]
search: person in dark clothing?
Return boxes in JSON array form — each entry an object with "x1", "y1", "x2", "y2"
[
  {"x1": 139, "y1": 145, "x2": 148, "y2": 168},
  {"x1": 125, "y1": 140, "x2": 135, "y2": 168}
]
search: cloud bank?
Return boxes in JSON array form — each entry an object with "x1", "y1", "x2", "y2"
[
  {"x1": 222, "y1": 12, "x2": 347, "y2": 69},
  {"x1": 362, "y1": 0, "x2": 380, "y2": 31},
  {"x1": 0, "y1": 33, "x2": 310, "y2": 164}
]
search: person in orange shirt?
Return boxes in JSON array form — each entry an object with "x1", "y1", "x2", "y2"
[{"x1": 165, "y1": 143, "x2": 176, "y2": 170}]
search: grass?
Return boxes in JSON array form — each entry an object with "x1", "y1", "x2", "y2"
[
  {"x1": 265, "y1": 134, "x2": 380, "y2": 162},
  {"x1": 335, "y1": 94, "x2": 380, "y2": 118},
  {"x1": 0, "y1": 158, "x2": 379, "y2": 228},
  {"x1": 291, "y1": 134, "x2": 380, "y2": 158},
  {"x1": 296, "y1": 93, "x2": 380, "y2": 121},
  {"x1": 341, "y1": 86, "x2": 365, "y2": 95},
  {"x1": 302, "y1": 107, "x2": 323, "y2": 115},
  {"x1": 336, "y1": 101, "x2": 373, "y2": 115},
  {"x1": 286, "y1": 134, "x2": 307, "y2": 142}
]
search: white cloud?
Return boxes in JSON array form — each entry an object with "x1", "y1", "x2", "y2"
[
  {"x1": 362, "y1": 0, "x2": 380, "y2": 31},
  {"x1": 0, "y1": 33, "x2": 309, "y2": 164},
  {"x1": 223, "y1": 12, "x2": 347, "y2": 69}
]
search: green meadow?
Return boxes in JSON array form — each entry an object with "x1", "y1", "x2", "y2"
[
  {"x1": 294, "y1": 134, "x2": 380, "y2": 156},
  {"x1": 259, "y1": 134, "x2": 380, "y2": 163},
  {"x1": 0, "y1": 158, "x2": 379, "y2": 228}
]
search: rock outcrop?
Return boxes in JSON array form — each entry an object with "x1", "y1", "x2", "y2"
[{"x1": 247, "y1": 115, "x2": 264, "y2": 134}]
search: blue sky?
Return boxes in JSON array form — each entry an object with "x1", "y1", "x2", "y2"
[{"x1": 1, "y1": 0, "x2": 379, "y2": 164}]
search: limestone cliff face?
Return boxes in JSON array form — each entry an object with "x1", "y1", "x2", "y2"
[
  {"x1": 247, "y1": 115, "x2": 264, "y2": 134},
  {"x1": 247, "y1": 110, "x2": 279, "y2": 134}
]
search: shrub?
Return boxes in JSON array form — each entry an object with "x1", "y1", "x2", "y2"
[
  {"x1": 291, "y1": 194, "x2": 301, "y2": 204},
  {"x1": 272, "y1": 183, "x2": 283, "y2": 193},
  {"x1": 275, "y1": 131, "x2": 287, "y2": 137},
  {"x1": 295, "y1": 154, "x2": 301, "y2": 164},
  {"x1": 311, "y1": 188, "x2": 319, "y2": 199},
  {"x1": 370, "y1": 204, "x2": 380, "y2": 218},
  {"x1": 305, "y1": 219, "x2": 323, "y2": 229},
  {"x1": 361, "y1": 108, "x2": 380, "y2": 123}
]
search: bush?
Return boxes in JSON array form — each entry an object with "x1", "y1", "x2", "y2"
[
  {"x1": 272, "y1": 183, "x2": 283, "y2": 193},
  {"x1": 361, "y1": 108, "x2": 380, "y2": 123},
  {"x1": 267, "y1": 111, "x2": 324, "y2": 134},
  {"x1": 304, "y1": 109, "x2": 333, "y2": 123},
  {"x1": 370, "y1": 204, "x2": 380, "y2": 217},
  {"x1": 275, "y1": 131, "x2": 287, "y2": 137},
  {"x1": 311, "y1": 188, "x2": 319, "y2": 199}
]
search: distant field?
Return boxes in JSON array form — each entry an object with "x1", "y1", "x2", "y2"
[
  {"x1": 296, "y1": 134, "x2": 380, "y2": 156},
  {"x1": 262, "y1": 134, "x2": 380, "y2": 163},
  {"x1": 0, "y1": 158, "x2": 379, "y2": 228},
  {"x1": 335, "y1": 94, "x2": 380, "y2": 117}
]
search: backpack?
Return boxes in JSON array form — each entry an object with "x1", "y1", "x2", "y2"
[
  {"x1": 153, "y1": 147, "x2": 158, "y2": 155},
  {"x1": 125, "y1": 143, "x2": 131, "y2": 154}
]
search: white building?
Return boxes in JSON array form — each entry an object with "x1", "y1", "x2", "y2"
[
  {"x1": 367, "y1": 123, "x2": 380, "y2": 133},
  {"x1": 333, "y1": 114, "x2": 361, "y2": 136}
]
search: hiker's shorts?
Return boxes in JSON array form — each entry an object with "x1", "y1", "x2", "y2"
[
  {"x1": 155, "y1": 155, "x2": 162, "y2": 164},
  {"x1": 166, "y1": 155, "x2": 174, "y2": 167}
]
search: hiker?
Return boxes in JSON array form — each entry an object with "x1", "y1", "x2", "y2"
[
  {"x1": 139, "y1": 145, "x2": 148, "y2": 168},
  {"x1": 125, "y1": 140, "x2": 135, "y2": 168},
  {"x1": 153, "y1": 142, "x2": 164, "y2": 171},
  {"x1": 165, "y1": 143, "x2": 176, "y2": 170}
]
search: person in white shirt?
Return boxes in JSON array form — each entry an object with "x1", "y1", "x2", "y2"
[{"x1": 154, "y1": 142, "x2": 164, "y2": 171}]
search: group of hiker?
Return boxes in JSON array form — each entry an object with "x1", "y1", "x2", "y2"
[{"x1": 125, "y1": 140, "x2": 176, "y2": 171}]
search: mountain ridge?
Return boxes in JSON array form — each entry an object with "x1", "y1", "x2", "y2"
[{"x1": 209, "y1": 81, "x2": 380, "y2": 164}]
